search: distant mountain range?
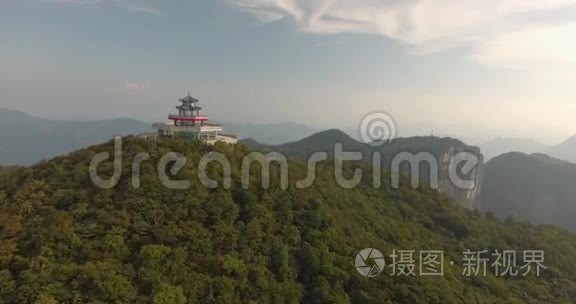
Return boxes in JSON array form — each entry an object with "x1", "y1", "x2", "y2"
[
  {"x1": 547, "y1": 135, "x2": 576, "y2": 164},
  {"x1": 479, "y1": 136, "x2": 576, "y2": 163},
  {"x1": 478, "y1": 137, "x2": 548, "y2": 161},
  {"x1": 0, "y1": 108, "x2": 151, "y2": 166},
  {"x1": 481, "y1": 152, "x2": 576, "y2": 231},
  {"x1": 0, "y1": 108, "x2": 318, "y2": 165},
  {"x1": 4, "y1": 107, "x2": 575, "y2": 166},
  {"x1": 221, "y1": 122, "x2": 318, "y2": 145}
]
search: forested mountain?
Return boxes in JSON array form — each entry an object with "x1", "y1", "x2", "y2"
[
  {"x1": 478, "y1": 137, "x2": 547, "y2": 161},
  {"x1": 242, "y1": 129, "x2": 370, "y2": 158},
  {"x1": 481, "y1": 152, "x2": 576, "y2": 231},
  {"x1": 547, "y1": 135, "x2": 576, "y2": 164},
  {"x1": 0, "y1": 137, "x2": 575, "y2": 303},
  {"x1": 0, "y1": 108, "x2": 151, "y2": 166},
  {"x1": 242, "y1": 130, "x2": 484, "y2": 209},
  {"x1": 477, "y1": 135, "x2": 576, "y2": 163}
]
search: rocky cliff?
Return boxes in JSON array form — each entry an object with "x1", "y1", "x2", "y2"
[{"x1": 372, "y1": 136, "x2": 484, "y2": 209}]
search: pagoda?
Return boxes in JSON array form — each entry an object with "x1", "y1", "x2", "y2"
[{"x1": 152, "y1": 93, "x2": 238, "y2": 145}]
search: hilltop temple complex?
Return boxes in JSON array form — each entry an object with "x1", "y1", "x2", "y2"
[{"x1": 152, "y1": 94, "x2": 238, "y2": 145}]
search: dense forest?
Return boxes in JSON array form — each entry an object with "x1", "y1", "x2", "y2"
[{"x1": 0, "y1": 137, "x2": 575, "y2": 303}]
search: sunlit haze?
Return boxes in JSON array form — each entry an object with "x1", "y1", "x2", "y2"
[{"x1": 1, "y1": 0, "x2": 576, "y2": 143}]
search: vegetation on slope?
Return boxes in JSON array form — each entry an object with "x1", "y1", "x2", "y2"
[
  {"x1": 0, "y1": 137, "x2": 574, "y2": 303},
  {"x1": 482, "y1": 152, "x2": 576, "y2": 231}
]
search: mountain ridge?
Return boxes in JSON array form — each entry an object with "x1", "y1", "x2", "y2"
[
  {"x1": 481, "y1": 151, "x2": 576, "y2": 231},
  {"x1": 0, "y1": 108, "x2": 318, "y2": 165},
  {"x1": 242, "y1": 131, "x2": 484, "y2": 209},
  {"x1": 547, "y1": 135, "x2": 576, "y2": 163}
]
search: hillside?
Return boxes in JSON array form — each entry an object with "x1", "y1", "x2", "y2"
[
  {"x1": 243, "y1": 131, "x2": 484, "y2": 209},
  {"x1": 547, "y1": 135, "x2": 576, "y2": 164},
  {"x1": 0, "y1": 165, "x2": 17, "y2": 176},
  {"x1": 0, "y1": 138, "x2": 575, "y2": 303},
  {"x1": 242, "y1": 129, "x2": 369, "y2": 159},
  {"x1": 481, "y1": 152, "x2": 576, "y2": 231}
]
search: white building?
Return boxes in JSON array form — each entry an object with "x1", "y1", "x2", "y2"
[{"x1": 153, "y1": 94, "x2": 238, "y2": 145}]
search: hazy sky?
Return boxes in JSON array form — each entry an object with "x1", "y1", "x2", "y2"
[{"x1": 1, "y1": 0, "x2": 576, "y2": 143}]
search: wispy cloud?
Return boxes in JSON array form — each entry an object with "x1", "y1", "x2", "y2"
[
  {"x1": 45, "y1": 0, "x2": 161, "y2": 15},
  {"x1": 228, "y1": 0, "x2": 576, "y2": 72},
  {"x1": 48, "y1": 0, "x2": 102, "y2": 4},
  {"x1": 473, "y1": 24, "x2": 576, "y2": 70},
  {"x1": 112, "y1": 0, "x2": 161, "y2": 15},
  {"x1": 124, "y1": 82, "x2": 145, "y2": 91}
]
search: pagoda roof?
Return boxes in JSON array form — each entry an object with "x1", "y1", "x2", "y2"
[
  {"x1": 179, "y1": 94, "x2": 199, "y2": 103},
  {"x1": 176, "y1": 105, "x2": 202, "y2": 110}
]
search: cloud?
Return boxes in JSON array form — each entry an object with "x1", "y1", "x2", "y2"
[
  {"x1": 45, "y1": 0, "x2": 161, "y2": 15},
  {"x1": 48, "y1": 0, "x2": 102, "y2": 4},
  {"x1": 228, "y1": 0, "x2": 576, "y2": 71},
  {"x1": 473, "y1": 24, "x2": 576, "y2": 71},
  {"x1": 112, "y1": 0, "x2": 161, "y2": 15},
  {"x1": 124, "y1": 82, "x2": 145, "y2": 91}
]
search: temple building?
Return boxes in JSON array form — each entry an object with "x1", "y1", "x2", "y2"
[{"x1": 152, "y1": 93, "x2": 238, "y2": 145}]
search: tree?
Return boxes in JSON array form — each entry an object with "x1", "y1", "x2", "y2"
[{"x1": 153, "y1": 284, "x2": 187, "y2": 304}]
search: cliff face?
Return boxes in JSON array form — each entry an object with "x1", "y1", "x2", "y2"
[
  {"x1": 242, "y1": 132, "x2": 485, "y2": 209},
  {"x1": 436, "y1": 147, "x2": 484, "y2": 209},
  {"x1": 374, "y1": 137, "x2": 485, "y2": 210}
]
